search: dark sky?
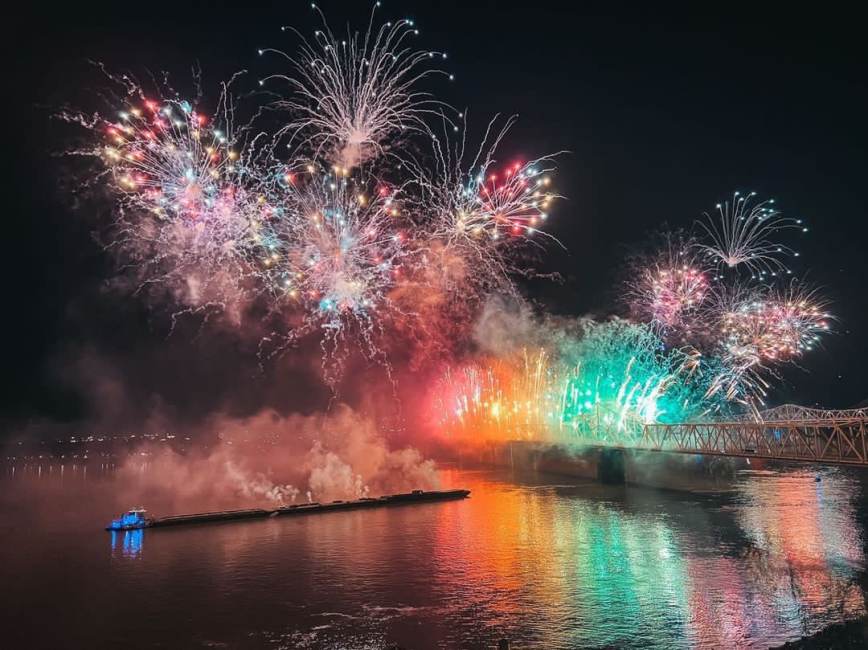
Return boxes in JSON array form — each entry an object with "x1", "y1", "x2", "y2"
[{"x1": 5, "y1": 1, "x2": 867, "y2": 433}]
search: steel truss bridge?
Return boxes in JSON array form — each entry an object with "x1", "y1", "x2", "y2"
[{"x1": 629, "y1": 405, "x2": 868, "y2": 466}]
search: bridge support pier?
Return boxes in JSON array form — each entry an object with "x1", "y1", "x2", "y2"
[
  {"x1": 598, "y1": 448, "x2": 626, "y2": 484},
  {"x1": 499, "y1": 441, "x2": 750, "y2": 491}
]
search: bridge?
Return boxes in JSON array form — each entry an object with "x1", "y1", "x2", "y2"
[{"x1": 629, "y1": 405, "x2": 868, "y2": 466}]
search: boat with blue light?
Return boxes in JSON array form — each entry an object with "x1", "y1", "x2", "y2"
[{"x1": 107, "y1": 508, "x2": 151, "y2": 531}]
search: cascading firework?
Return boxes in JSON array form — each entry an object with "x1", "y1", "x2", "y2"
[
  {"x1": 557, "y1": 320, "x2": 725, "y2": 440},
  {"x1": 433, "y1": 320, "x2": 731, "y2": 446},
  {"x1": 434, "y1": 348, "x2": 557, "y2": 443}
]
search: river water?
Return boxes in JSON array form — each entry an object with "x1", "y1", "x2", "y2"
[{"x1": 1, "y1": 459, "x2": 866, "y2": 649}]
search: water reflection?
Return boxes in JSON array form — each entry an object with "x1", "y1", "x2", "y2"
[
  {"x1": 431, "y1": 467, "x2": 865, "y2": 648},
  {"x1": 4, "y1": 461, "x2": 117, "y2": 481},
  {"x1": 110, "y1": 529, "x2": 144, "y2": 559}
]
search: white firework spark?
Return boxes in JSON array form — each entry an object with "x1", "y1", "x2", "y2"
[
  {"x1": 259, "y1": 2, "x2": 452, "y2": 169},
  {"x1": 696, "y1": 191, "x2": 804, "y2": 279}
]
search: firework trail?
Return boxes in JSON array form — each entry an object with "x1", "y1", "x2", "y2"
[
  {"x1": 259, "y1": 1, "x2": 452, "y2": 169},
  {"x1": 696, "y1": 191, "x2": 805, "y2": 279}
]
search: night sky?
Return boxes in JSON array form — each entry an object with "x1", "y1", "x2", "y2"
[{"x1": 5, "y1": 1, "x2": 867, "y2": 434}]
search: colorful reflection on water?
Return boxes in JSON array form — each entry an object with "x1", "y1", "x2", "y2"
[
  {"x1": 429, "y1": 468, "x2": 865, "y2": 648},
  {"x1": 1, "y1": 461, "x2": 866, "y2": 649}
]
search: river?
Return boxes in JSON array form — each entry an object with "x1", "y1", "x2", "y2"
[{"x1": 1, "y1": 458, "x2": 866, "y2": 649}]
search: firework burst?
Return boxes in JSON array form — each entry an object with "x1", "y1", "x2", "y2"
[
  {"x1": 253, "y1": 164, "x2": 413, "y2": 381},
  {"x1": 101, "y1": 100, "x2": 239, "y2": 219},
  {"x1": 701, "y1": 281, "x2": 832, "y2": 412},
  {"x1": 414, "y1": 116, "x2": 561, "y2": 296},
  {"x1": 60, "y1": 75, "x2": 268, "y2": 319},
  {"x1": 696, "y1": 191, "x2": 804, "y2": 278},
  {"x1": 65, "y1": 15, "x2": 565, "y2": 385},
  {"x1": 65, "y1": 8, "x2": 837, "y2": 417},
  {"x1": 260, "y1": 2, "x2": 452, "y2": 169},
  {"x1": 716, "y1": 283, "x2": 831, "y2": 366},
  {"x1": 626, "y1": 234, "x2": 712, "y2": 336}
]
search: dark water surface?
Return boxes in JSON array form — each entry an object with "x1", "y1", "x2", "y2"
[{"x1": 2, "y1": 461, "x2": 867, "y2": 649}]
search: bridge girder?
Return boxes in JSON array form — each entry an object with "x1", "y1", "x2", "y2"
[{"x1": 637, "y1": 417, "x2": 868, "y2": 466}]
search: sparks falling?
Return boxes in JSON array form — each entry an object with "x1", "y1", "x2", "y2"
[{"x1": 416, "y1": 115, "x2": 562, "y2": 297}]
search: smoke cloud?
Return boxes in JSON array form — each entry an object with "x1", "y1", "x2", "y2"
[{"x1": 113, "y1": 404, "x2": 440, "y2": 513}]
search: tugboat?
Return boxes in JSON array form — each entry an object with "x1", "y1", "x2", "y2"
[{"x1": 107, "y1": 507, "x2": 151, "y2": 531}]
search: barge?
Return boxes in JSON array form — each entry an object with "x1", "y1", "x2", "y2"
[{"x1": 106, "y1": 488, "x2": 470, "y2": 531}]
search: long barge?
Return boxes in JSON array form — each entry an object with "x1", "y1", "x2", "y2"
[{"x1": 106, "y1": 488, "x2": 470, "y2": 531}]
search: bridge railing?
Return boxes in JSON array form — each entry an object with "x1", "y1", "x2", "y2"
[{"x1": 752, "y1": 404, "x2": 868, "y2": 422}]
